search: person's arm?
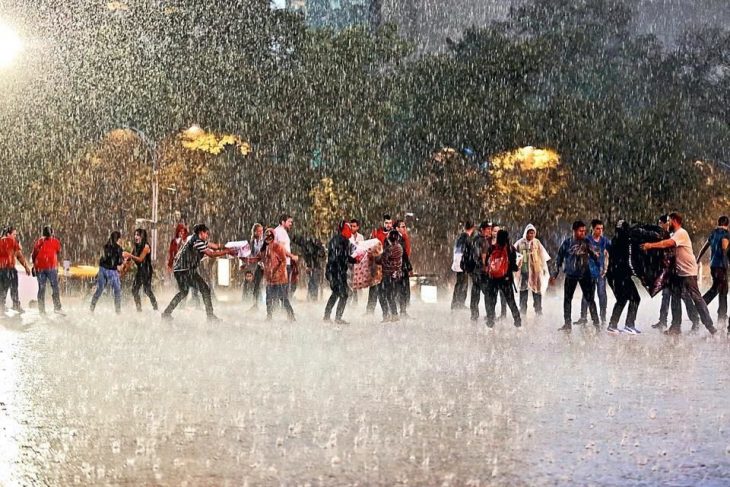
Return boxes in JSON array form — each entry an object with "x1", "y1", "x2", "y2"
[
  {"x1": 550, "y1": 241, "x2": 565, "y2": 280},
  {"x1": 723, "y1": 238, "x2": 729, "y2": 252},
  {"x1": 124, "y1": 244, "x2": 150, "y2": 264},
  {"x1": 204, "y1": 247, "x2": 236, "y2": 258},
  {"x1": 697, "y1": 239, "x2": 710, "y2": 263},
  {"x1": 16, "y1": 249, "x2": 31, "y2": 274},
  {"x1": 641, "y1": 238, "x2": 676, "y2": 251}
]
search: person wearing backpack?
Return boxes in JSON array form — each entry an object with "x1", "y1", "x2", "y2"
[
  {"x1": 451, "y1": 221, "x2": 475, "y2": 311},
  {"x1": 550, "y1": 220, "x2": 601, "y2": 332},
  {"x1": 485, "y1": 230, "x2": 521, "y2": 328},
  {"x1": 469, "y1": 221, "x2": 493, "y2": 321}
]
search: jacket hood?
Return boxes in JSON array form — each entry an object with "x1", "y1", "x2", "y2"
[{"x1": 523, "y1": 224, "x2": 537, "y2": 240}]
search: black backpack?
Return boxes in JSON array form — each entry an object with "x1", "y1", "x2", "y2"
[{"x1": 460, "y1": 236, "x2": 479, "y2": 273}]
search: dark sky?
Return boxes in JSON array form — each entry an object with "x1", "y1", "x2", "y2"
[{"x1": 382, "y1": 0, "x2": 730, "y2": 51}]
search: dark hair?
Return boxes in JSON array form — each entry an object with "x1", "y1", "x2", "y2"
[
  {"x1": 350, "y1": 219, "x2": 360, "y2": 226},
  {"x1": 496, "y1": 229, "x2": 509, "y2": 246},
  {"x1": 572, "y1": 220, "x2": 586, "y2": 231},
  {"x1": 42, "y1": 226, "x2": 52, "y2": 238},
  {"x1": 193, "y1": 223, "x2": 209, "y2": 235},
  {"x1": 479, "y1": 221, "x2": 491, "y2": 230},
  {"x1": 383, "y1": 214, "x2": 391, "y2": 221},
  {"x1": 4, "y1": 226, "x2": 15, "y2": 236},
  {"x1": 388, "y1": 229, "x2": 399, "y2": 242},
  {"x1": 278, "y1": 214, "x2": 291, "y2": 224},
  {"x1": 245, "y1": 270, "x2": 253, "y2": 276},
  {"x1": 669, "y1": 212, "x2": 683, "y2": 225},
  {"x1": 718, "y1": 216, "x2": 729, "y2": 227},
  {"x1": 108, "y1": 231, "x2": 121, "y2": 245},
  {"x1": 591, "y1": 219, "x2": 603, "y2": 228},
  {"x1": 658, "y1": 214, "x2": 669, "y2": 224},
  {"x1": 464, "y1": 221, "x2": 475, "y2": 230},
  {"x1": 135, "y1": 228, "x2": 148, "y2": 246},
  {"x1": 491, "y1": 223, "x2": 500, "y2": 229}
]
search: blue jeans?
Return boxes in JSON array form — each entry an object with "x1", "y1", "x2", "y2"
[
  {"x1": 37, "y1": 268, "x2": 62, "y2": 313},
  {"x1": 91, "y1": 268, "x2": 121, "y2": 313},
  {"x1": 581, "y1": 275, "x2": 607, "y2": 322}
]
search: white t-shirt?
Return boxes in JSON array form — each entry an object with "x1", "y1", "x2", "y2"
[
  {"x1": 350, "y1": 232, "x2": 365, "y2": 245},
  {"x1": 671, "y1": 228, "x2": 698, "y2": 277},
  {"x1": 274, "y1": 225, "x2": 291, "y2": 265}
]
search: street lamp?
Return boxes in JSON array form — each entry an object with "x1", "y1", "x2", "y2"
[
  {"x1": 122, "y1": 125, "x2": 160, "y2": 263},
  {"x1": 0, "y1": 20, "x2": 22, "y2": 68}
]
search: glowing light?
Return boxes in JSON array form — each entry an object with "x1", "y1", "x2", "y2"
[{"x1": 0, "y1": 20, "x2": 22, "y2": 68}]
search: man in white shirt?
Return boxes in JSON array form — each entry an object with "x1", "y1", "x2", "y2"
[
  {"x1": 641, "y1": 212, "x2": 716, "y2": 335},
  {"x1": 274, "y1": 214, "x2": 298, "y2": 295}
]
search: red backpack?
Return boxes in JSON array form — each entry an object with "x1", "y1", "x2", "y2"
[{"x1": 488, "y1": 245, "x2": 510, "y2": 279}]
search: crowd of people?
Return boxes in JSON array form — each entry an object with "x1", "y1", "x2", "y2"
[
  {"x1": 1, "y1": 211, "x2": 728, "y2": 337},
  {"x1": 450, "y1": 212, "x2": 728, "y2": 335}
]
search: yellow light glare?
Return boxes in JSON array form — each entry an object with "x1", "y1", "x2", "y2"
[{"x1": 0, "y1": 21, "x2": 22, "y2": 68}]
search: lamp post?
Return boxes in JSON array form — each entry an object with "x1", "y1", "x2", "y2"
[{"x1": 123, "y1": 125, "x2": 159, "y2": 263}]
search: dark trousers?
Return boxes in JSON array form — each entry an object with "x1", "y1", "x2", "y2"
[
  {"x1": 0, "y1": 268, "x2": 20, "y2": 310},
  {"x1": 37, "y1": 268, "x2": 62, "y2": 313},
  {"x1": 703, "y1": 267, "x2": 728, "y2": 320},
  {"x1": 470, "y1": 274, "x2": 490, "y2": 319},
  {"x1": 670, "y1": 275, "x2": 713, "y2": 330},
  {"x1": 397, "y1": 275, "x2": 410, "y2": 314},
  {"x1": 564, "y1": 275, "x2": 598, "y2": 326},
  {"x1": 451, "y1": 271, "x2": 469, "y2": 309},
  {"x1": 324, "y1": 277, "x2": 349, "y2": 320},
  {"x1": 608, "y1": 275, "x2": 640, "y2": 327},
  {"x1": 658, "y1": 285, "x2": 699, "y2": 325},
  {"x1": 164, "y1": 271, "x2": 214, "y2": 317},
  {"x1": 249, "y1": 266, "x2": 263, "y2": 306},
  {"x1": 486, "y1": 279, "x2": 521, "y2": 327},
  {"x1": 581, "y1": 275, "x2": 607, "y2": 322},
  {"x1": 267, "y1": 283, "x2": 295, "y2": 319},
  {"x1": 366, "y1": 282, "x2": 381, "y2": 313},
  {"x1": 380, "y1": 275, "x2": 399, "y2": 317},
  {"x1": 132, "y1": 270, "x2": 158, "y2": 311},
  {"x1": 308, "y1": 268, "x2": 322, "y2": 302}
]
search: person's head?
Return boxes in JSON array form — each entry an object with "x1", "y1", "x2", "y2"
[
  {"x1": 134, "y1": 228, "x2": 148, "y2": 246},
  {"x1": 339, "y1": 220, "x2": 352, "y2": 239},
  {"x1": 175, "y1": 224, "x2": 188, "y2": 239},
  {"x1": 244, "y1": 270, "x2": 254, "y2": 282},
  {"x1": 396, "y1": 220, "x2": 407, "y2": 235},
  {"x1": 658, "y1": 214, "x2": 670, "y2": 231},
  {"x1": 718, "y1": 216, "x2": 729, "y2": 228},
  {"x1": 669, "y1": 212, "x2": 683, "y2": 232},
  {"x1": 193, "y1": 223, "x2": 210, "y2": 241},
  {"x1": 387, "y1": 229, "x2": 400, "y2": 243},
  {"x1": 42, "y1": 226, "x2": 53, "y2": 238},
  {"x1": 350, "y1": 219, "x2": 360, "y2": 234},
  {"x1": 383, "y1": 214, "x2": 393, "y2": 231},
  {"x1": 278, "y1": 214, "x2": 293, "y2": 230},
  {"x1": 251, "y1": 223, "x2": 263, "y2": 240},
  {"x1": 479, "y1": 221, "x2": 491, "y2": 237},
  {"x1": 264, "y1": 228, "x2": 275, "y2": 242},
  {"x1": 591, "y1": 219, "x2": 604, "y2": 238},
  {"x1": 464, "y1": 221, "x2": 475, "y2": 235},
  {"x1": 524, "y1": 223, "x2": 536, "y2": 241},
  {"x1": 572, "y1": 220, "x2": 586, "y2": 239},
  {"x1": 496, "y1": 229, "x2": 509, "y2": 247},
  {"x1": 109, "y1": 230, "x2": 122, "y2": 245},
  {"x1": 4, "y1": 226, "x2": 16, "y2": 238}
]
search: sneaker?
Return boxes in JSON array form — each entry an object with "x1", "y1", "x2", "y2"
[
  {"x1": 627, "y1": 326, "x2": 642, "y2": 334},
  {"x1": 706, "y1": 325, "x2": 718, "y2": 335},
  {"x1": 381, "y1": 315, "x2": 390, "y2": 323},
  {"x1": 606, "y1": 327, "x2": 620, "y2": 335},
  {"x1": 558, "y1": 324, "x2": 572, "y2": 332},
  {"x1": 161, "y1": 313, "x2": 173, "y2": 321},
  {"x1": 207, "y1": 315, "x2": 221, "y2": 323},
  {"x1": 514, "y1": 322, "x2": 522, "y2": 328},
  {"x1": 334, "y1": 319, "x2": 350, "y2": 325},
  {"x1": 622, "y1": 326, "x2": 638, "y2": 335},
  {"x1": 573, "y1": 318, "x2": 588, "y2": 325},
  {"x1": 485, "y1": 322, "x2": 495, "y2": 329},
  {"x1": 470, "y1": 315, "x2": 479, "y2": 322},
  {"x1": 651, "y1": 321, "x2": 666, "y2": 329},
  {"x1": 390, "y1": 316, "x2": 400, "y2": 323},
  {"x1": 690, "y1": 323, "x2": 700, "y2": 333},
  {"x1": 54, "y1": 309, "x2": 66, "y2": 317},
  {"x1": 664, "y1": 326, "x2": 681, "y2": 336},
  {"x1": 323, "y1": 317, "x2": 332, "y2": 323},
  {"x1": 12, "y1": 307, "x2": 25, "y2": 314}
]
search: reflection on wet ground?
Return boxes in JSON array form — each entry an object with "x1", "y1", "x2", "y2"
[{"x1": 1, "y1": 293, "x2": 729, "y2": 485}]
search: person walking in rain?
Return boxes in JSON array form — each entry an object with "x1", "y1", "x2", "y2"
[
  {"x1": 366, "y1": 214, "x2": 393, "y2": 315},
  {"x1": 90, "y1": 231, "x2": 125, "y2": 314},
  {"x1": 379, "y1": 229, "x2": 404, "y2": 322},
  {"x1": 162, "y1": 224, "x2": 235, "y2": 322},
  {"x1": 31, "y1": 226, "x2": 64, "y2": 316},
  {"x1": 123, "y1": 228, "x2": 158, "y2": 312},
  {"x1": 451, "y1": 221, "x2": 475, "y2": 311},
  {"x1": 469, "y1": 221, "x2": 493, "y2": 322},
  {"x1": 696, "y1": 215, "x2": 730, "y2": 327},
  {"x1": 323, "y1": 221, "x2": 357, "y2": 324},
  {"x1": 641, "y1": 212, "x2": 717, "y2": 335},
  {"x1": 0, "y1": 226, "x2": 32, "y2": 314},
  {"x1": 485, "y1": 230, "x2": 521, "y2": 328},
  {"x1": 578, "y1": 219, "x2": 610, "y2": 325},
  {"x1": 274, "y1": 214, "x2": 298, "y2": 296},
  {"x1": 264, "y1": 227, "x2": 297, "y2": 321},
  {"x1": 550, "y1": 220, "x2": 601, "y2": 332},
  {"x1": 513, "y1": 224, "x2": 550, "y2": 317},
  {"x1": 606, "y1": 220, "x2": 642, "y2": 334}
]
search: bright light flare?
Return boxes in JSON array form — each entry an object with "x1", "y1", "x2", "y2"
[{"x1": 0, "y1": 21, "x2": 22, "y2": 68}]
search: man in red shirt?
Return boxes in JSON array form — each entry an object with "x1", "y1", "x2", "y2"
[
  {"x1": 32, "y1": 226, "x2": 64, "y2": 315},
  {"x1": 0, "y1": 226, "x2": 32, "y2": 314}
]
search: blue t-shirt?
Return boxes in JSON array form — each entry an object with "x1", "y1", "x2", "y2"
[
  {"x1": 588, "y1": 235, "x2": 611, "y2": 278},
  {"x1": 707, "y1": 228, "x2": 730, "y2": 269}
]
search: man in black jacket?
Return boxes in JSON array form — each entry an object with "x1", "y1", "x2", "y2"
[
  {"x1": 451, "y1": 221, "x2": 475, "y2": 310},
  {"x1": 606, "y1": 221, "x2": 642, "y2": 334},
  {"x1": 324, "y1": 221, "x2": 357, "y2": 324}
]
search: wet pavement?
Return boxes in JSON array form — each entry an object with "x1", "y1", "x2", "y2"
[{"x1": 1, "y1": 290, "x2": 729, "y2": 486}]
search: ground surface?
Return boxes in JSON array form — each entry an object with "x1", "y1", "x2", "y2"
[{"x1": 1, "y1": 288, "x2": 729, "y2": 486}]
